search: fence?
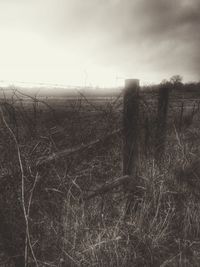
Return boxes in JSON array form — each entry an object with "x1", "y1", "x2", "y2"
[
  {"x1": 1, "y1": 81, "x2": 198, "y2": 194},
  {"x1": 1, "y1": 80, "x2": 200, "y2": 266},
  {"x1": 33, "y1": 78, "x2": 200, "y2": 198}
]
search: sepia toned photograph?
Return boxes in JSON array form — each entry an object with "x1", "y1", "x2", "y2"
[{"x1": 0, "y1": 0, "x2": 199, "y2": 266}]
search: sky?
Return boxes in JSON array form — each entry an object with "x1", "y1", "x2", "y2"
[{"x1": 0, "y1": 0, "x2": 199, "y2": 88}]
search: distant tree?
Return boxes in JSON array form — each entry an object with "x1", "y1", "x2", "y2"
[
  {"x1": 161, "y1": 79, "x2": 167, "y2": 84},
  {"x1": 170, "y1": 75, "x2": 183, "y2": 86},
  {"x1": 161, "y1": 79, "x2": 172, "y2": 86}
]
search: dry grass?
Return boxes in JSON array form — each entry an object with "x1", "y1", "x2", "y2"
[{"x1": 0, "y1": 85, "x2": 200, "y2": 266}]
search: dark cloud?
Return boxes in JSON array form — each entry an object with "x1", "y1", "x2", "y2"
[
  {"x1": 91, "y1": 0, "x2": 200, "y2": 80},
  {"x1": 52, "y1": 0, "x2": 200, "y2": 80},
  {"x1": 0, "y1": 0, "x2": 199, "y2": 84}
]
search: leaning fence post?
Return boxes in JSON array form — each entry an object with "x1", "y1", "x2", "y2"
[
  {"x1": 155, "y1": 83, "x2": 170, "y2": 165},
  {"x1": 123, "y1": 79, "x2": 140, "y2": 178}
]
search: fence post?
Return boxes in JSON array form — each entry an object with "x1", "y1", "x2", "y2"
[
  {"x1": 123, "y1": 79, "x2": 140, "y2": 178},
  {"x1": 179, "y1": 102, "x2": 184, "y2": 131},
  {"x1": 155, "y1": 83, "x2": 170, "y2": 165}
]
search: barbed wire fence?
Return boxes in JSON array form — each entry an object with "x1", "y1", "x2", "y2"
[{"x1": 0, "y1": 81, "x2": 200, "y2": 266}]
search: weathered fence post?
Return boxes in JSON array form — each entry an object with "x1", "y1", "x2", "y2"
[
  {"x1": 155, "y1": 83, "x2": 170, "y2": 165},
  {"x1": 179, "y1": 102, "x2": 184, "y2": 131},
  {"x1": 123, "y1": 79, "x2": 140, "y2": 178}
]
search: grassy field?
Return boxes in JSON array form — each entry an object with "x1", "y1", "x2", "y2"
[{"x1": 1, "y1": 82, "x2": 200, "y2": 266}]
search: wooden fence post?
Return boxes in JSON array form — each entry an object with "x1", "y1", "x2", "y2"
[
  {"x1": 155, "y1": 83, "x2": 170, "y2": 165},
  {"x1": 179, "y1": 102, "x2": 184, "y2": 131},
  {"x1": 123, "y1": 79, "x2": 140, "y2": 178}
]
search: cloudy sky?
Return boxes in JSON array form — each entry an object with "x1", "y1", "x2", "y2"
[{"x1": 0, "y1": 0, "x2": 199, "y2": 87}]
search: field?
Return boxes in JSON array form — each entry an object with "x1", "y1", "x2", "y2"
[{"x1": 1, "y1": 82, "x2": 200, "y2": 266}]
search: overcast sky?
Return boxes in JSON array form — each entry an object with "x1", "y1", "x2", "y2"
[{"x1": 0, "y1": 0, "x2": 199, "y2": 87}]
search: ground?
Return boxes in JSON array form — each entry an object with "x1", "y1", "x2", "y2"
[{"x1": 0, "y1": 83, "x2": 200, "y2": 266}]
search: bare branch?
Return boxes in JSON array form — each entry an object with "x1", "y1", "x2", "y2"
[
  {"x1": 0, "y1": 105, "x2": 39, "y2": 267},
  {"x1": 85, "y1": 175, "x2": 130, "y2": 200},
  {"x1": 37, "y1": 128, "x2": 122, "y2": 166}
]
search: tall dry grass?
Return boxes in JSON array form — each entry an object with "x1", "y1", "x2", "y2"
[{"x1": 0, "y1": 85, "x2": 200, "y2": 266}]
